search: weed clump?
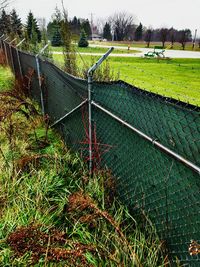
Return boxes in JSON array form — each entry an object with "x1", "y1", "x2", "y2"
[{"x1": 7, "y1": 225, "x2": 96, "y2": 266}]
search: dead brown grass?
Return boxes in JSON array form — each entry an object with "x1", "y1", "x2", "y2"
[{"x1": 7, "y1": 225, "x2": 96, "y2": 266}]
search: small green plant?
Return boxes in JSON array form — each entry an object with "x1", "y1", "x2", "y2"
[
  {"x1": 78, "y1": 29, "x2": 89, "y2": 48},
  {"x1": 81, "y1": 56, "x2": 120, "y2": 82}
]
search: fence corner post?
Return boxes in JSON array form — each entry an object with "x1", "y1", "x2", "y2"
[
  {"x1": 9, "y1": 38, "x2": 17, "y2": 73},
  {"x1": 3, "y1": 37, "x2": 9, "y2": 65},
  {"x1": 87, "y1": 47, "x2": 114, "y2": 175}
]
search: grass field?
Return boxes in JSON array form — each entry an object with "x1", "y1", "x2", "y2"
[
  {"x1": 0, "y1": 67, "x2": 170, "y2": 266},
  {"x1": 53, "y1": 54, "x2": 200, "y2": 106},
  {"x1": 51, "y1": 45, "x2": 140, "y2": 54},
  {"x1": 90, "y1": 40, "x2": 200, "y2": 51}
]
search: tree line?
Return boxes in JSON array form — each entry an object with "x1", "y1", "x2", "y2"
[
  {"x1": 47, "y1": 11, "x2": 198, "y2": 50},
  {"x1": 0, "y1": 8, "x2": 199, "y2": 50}
]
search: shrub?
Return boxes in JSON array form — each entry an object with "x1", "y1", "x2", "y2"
[{"x1": 78, "y1": 29, "x2": 88, "y2": 48}]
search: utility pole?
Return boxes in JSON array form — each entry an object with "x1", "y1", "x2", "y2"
[
  {"x1": 89, "y1": 12, "x2": 94, "y2": 40},
  {"x1": 192, "y1": 29, "x2": 197, "y2": 50}
]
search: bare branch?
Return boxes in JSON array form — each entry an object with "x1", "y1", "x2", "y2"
[
  {"x1": 0, "y1": 0, "x2": 10, "y2": 10},
  {"x1": 61, "y1": 0, "x2": 68, "y2": 21},
  {"x1": 108, "y1": 11, "x2": 135, "y2": 41}
]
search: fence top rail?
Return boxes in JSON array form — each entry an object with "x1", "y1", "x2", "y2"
[{"x1": 88, "y1": 47, "x2": 114, "y2": 75}]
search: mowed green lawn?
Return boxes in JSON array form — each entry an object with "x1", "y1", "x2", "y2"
[
  {"x1": 51, "y1": 45, "x2": 140, "y2": 54},
  {"x1": 53, "y1": 54, "x2": 200, "y2": 106}
]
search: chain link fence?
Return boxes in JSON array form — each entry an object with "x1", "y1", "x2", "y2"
[{"x1": 1, "y1": 39, "x2": 200, "y2": 266}]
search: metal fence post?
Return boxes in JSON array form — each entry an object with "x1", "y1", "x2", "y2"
[
  {"x1": 0, "y1": 34, "x2": 4, "y2": 50},
  {"x1": 87, "y1": 47, "x2": 114, "y2": 174},
  {"x1": 3, "y1": 37, "x2": 9, "y2": 65},
  {"x1": 9, "y1": 38, "x2": 17, "y2": 73},
  {"x1": 35, "y1": 44, "x2": 49, "y2": 115},
  {"x1": 16, "y1": 39, "x2": 26, "y2": 79},
  {"x1": 87, "y1": 73, "x2": 93, "y2": 174}
]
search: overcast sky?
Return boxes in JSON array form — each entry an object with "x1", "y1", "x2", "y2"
[{"x1": 12, "y1": 0, "x2": 200, "y2": 36}]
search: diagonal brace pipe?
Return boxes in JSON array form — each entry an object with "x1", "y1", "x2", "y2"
[
  {"x1": 92, "y1": 101, "x2": 200, "y2": 176},
  {"x1": 51, "y1": 99, "x2": 88, "y2": 128}
]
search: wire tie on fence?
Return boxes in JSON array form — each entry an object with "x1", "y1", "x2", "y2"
[{"x1": 152, "y1": 138, "x2": 158, "y2": 145}]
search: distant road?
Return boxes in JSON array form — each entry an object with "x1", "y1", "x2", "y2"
[
  {"x1": 89, "y1": 44, "x2": 200, "y2": 59},
  {"x1": 53, "y1": 45, "x2": 200, "y2": 59}
]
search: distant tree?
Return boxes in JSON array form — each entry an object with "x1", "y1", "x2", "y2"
[
  {"x1": 26, "y1": 11, "x2": 35, "y2": 39},
  {"x1": 81, "y1": 19, "x2": 91, "y2": 38},
  {"x1": 110, "y1": 12, "x2": 134, "y2": 41},
  {"x1": 53, "y1": 6, "x2": 62, "y2": 23},
  {"x1": 60, "y1": 1, "x2": 78, "y2": 76},
  {"x1": 134, "y1": 22, "x2": 143, "y2": 41},
  {"x1": 95, "y1": 17, "x2": 105, "y2": 36},
  {"x1": 159, "y1": 28, "x2": 169, "y2": 48},
  {"x1": 0, "y1": 9, "x2": 11, "y2": 35},
  {"x1": 41, "y1": 25, "x2": 52, "y2": 60},
  {"x1": 103, "y1": 22, "x2": 112, "y2": 40},
  {"x1": 47, "y1": 7, "x2": 62, "y2": 42},
  {"x1": 26, "y1": 11, "x2": 41, "y2": 43},
  {"x1": 144, "y1": 28, "x2": 153, "y2": 47},
  {"x1": 37, "y1": 17, "x2": 46, "y2": 32},
  {"x1": 51, "y1": 29, "x2": 62, "y2": 46},
  {"x1": 47, "y1": 7, "x2": 63, "y2": 45},
  {"x1": 78, "y1": 29, "x2": 88, "y2": 47},
  {"x1": 168, "y1": 28, "x2": 176, "y2": 48},
  {"x1": 178, "y1": 29, "x2": 192, "y2": 50},
  {"x1": 47, "y1": 20, "x2": 58, "y2": 41},
  {"x1": 10, "y1": 9, "x2": 22, "y2": 37},
  {"x1": 70, "y1": 16, "x2": 81, "y2": 35}
]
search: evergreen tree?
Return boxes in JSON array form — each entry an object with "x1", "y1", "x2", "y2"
[
  {"x1": 103, "y1": 22, "x2": 112, "y2": 40},
  {"x1": 78, "y1": 29, "x2": 88, "y2": 47},
  {"x1": 47, "y1": 20, "x2": 60, "y2": 42},
  {"x1": 47, "y1": 7, "x2": 62, "y2": 42},
  {"x1": 51, "y1": 29, "x2": 62, "y2": 46},
  {"x1": 134, "y1": 23, "x2": 143, "y2": 41},
  {"x1": 70, "y1": 16, "x2": 81, "y2": 36},
  {"x1": 81, "y1": 19, "x2": 91, "y2": 39},
  {"x1": 26, "y1": 11, "x2": 41, "y2": 43},
  {"x1": 10, "y1": 9, "x2": 22, "y2": 37},
  {"x1": 0, "y1": 9, "x2": 11, "y2": 35}
]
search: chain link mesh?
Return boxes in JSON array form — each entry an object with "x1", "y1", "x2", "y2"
[
  {"x1": 1, "y1": 41, "x2": 200, "y2": 266},
  {"x1": 92, "y1": 92, "x2": 200, "y2": 265}
]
